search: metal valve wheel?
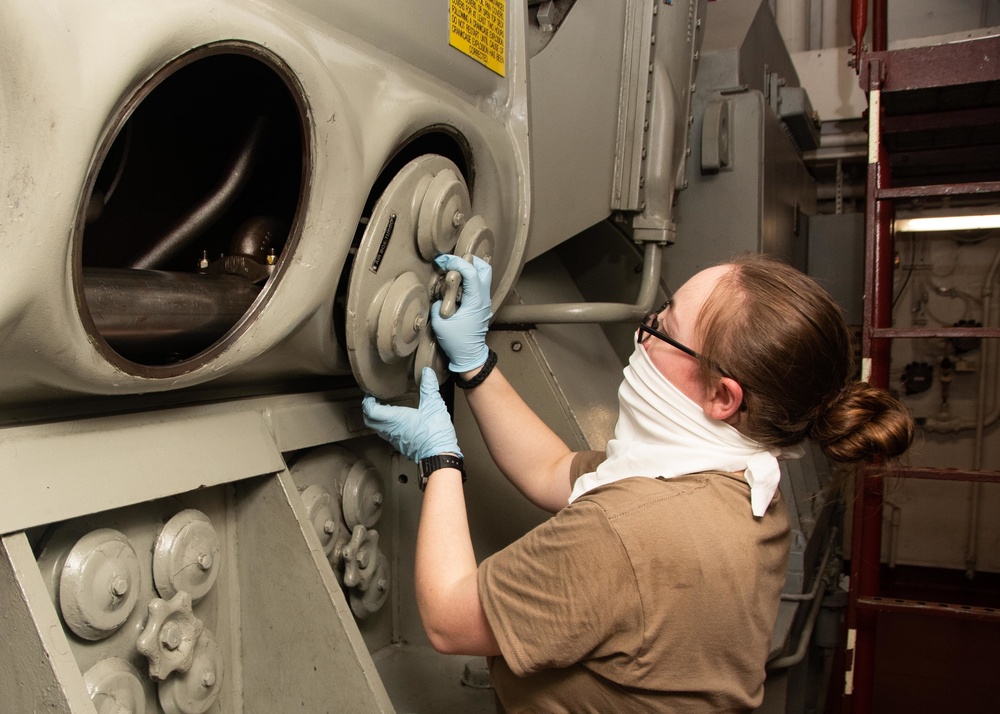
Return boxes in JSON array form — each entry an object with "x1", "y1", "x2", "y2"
[
  {"x1": 340, "y1": 525, "x2": 380, "y2": 590},
  {"x1": 136, "y1": 591, "x2": 205, "y2": 681}
]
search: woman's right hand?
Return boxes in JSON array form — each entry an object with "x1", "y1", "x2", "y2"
[{"x1": 430, "y1": 254, "x2": 493, "y2": 374}]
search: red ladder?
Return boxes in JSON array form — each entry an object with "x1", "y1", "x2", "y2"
[{"x1": 846, "y1": 5, "x2": 1000, "y2": 710}]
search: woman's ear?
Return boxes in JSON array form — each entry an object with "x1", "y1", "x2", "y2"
[{"x1": 705, "y1": 377, "x2": 744, "y2": 424}]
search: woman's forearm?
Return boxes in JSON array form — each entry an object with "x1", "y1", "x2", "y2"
[
  {"x1": 414, "y1": 467, "x2": 500, "y2": 656},
  {"x1": 459, "y1": 366, "x2": 575, "y2": 512}
]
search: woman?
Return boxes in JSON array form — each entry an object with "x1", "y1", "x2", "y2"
[{"x1": 362, "y1": 253, "x2": 913, "y2": 713}]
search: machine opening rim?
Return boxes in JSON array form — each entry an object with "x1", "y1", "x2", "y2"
[{"x1": 72, "y1": 41, "x2": 311, "y2": 380}]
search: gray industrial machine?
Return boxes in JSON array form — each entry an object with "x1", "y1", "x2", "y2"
[{"x1": 0, "y1": 1, "x2": 835, "y2": 712}]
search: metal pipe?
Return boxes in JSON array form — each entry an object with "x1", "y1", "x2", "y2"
[
  {"x1": 775, "y1": 0, "x2": 810, "y2": 53},
  {"x1": 493, "y1": 241, "x2": 662, "y2": 325},
  {"x1": 767, "y1": 574, "x2": 828, "y2": 670},
  {"x1": 871, "y1": 0, "x2": 888, "y2": 53},
  {"x1": 820, "y1": 131, "x2": 868, "y2": 148},
  {"x1": 130, "y1": 116, "x2": 267, "y2": 270},
  {"x1": 82, "y1": 268, "x2": 261, "y2": 355},
  {"x1": 768, "y1": 533, "x2": 838, "y2": 671},
  {"x1": 850, "y1": 0, "x2": 867, "y2": 73}
]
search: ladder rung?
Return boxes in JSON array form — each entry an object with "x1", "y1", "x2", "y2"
[
  {"x1": 867, "y1": 466, "x2": 1000, "y2": 484},
  {"x1": 877, "y1": 181, "x2": 1000, "y2": 200},
  {"x1": 871, "y1": 327, "x2": 1000, "y2": 339},
  {"x1": 856, "y1": 596, "x2": 1000, "y2": 622},
  {"x1": 881, "y1": 106, "x2": 1000, "y2": 134},
  {"x1": 860, "y1": 36, "x2": 1000, "y2": 92}
]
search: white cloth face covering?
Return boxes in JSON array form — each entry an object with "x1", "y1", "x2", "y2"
[{"x1": 568, "y1": 341, "x2": 803, "y2": 517}]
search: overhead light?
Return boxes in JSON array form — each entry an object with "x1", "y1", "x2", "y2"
[{"x1": 895, "y1": 214, "x2": 1000, "y2": 232}]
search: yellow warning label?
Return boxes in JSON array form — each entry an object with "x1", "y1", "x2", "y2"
[{"x1": 449, "y1": 0, "x2": 506, "y2": 77}]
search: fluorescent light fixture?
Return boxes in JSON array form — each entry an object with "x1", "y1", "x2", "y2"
[{"x1": 895, "y1": 213, "x2": 1000, "y2": 232}]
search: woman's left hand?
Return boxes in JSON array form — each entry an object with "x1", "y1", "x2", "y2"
[{"x1": 362, "y1": 368, "x2": 462, "y2": 462}]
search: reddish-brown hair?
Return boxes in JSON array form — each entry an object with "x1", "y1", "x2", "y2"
[{"x1": 696, "y1": 254, "x2": 913, "y2": 462}]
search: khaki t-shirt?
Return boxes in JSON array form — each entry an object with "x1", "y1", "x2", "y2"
[{"x1": 478, "y1": 451, "x2": 791, "y2": 713}]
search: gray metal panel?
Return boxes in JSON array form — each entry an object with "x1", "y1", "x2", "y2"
[
  {"x1": 515, "y1": 254, "x2": 624, "y2": 447},
  {"x1": 285, "y1": 0, "x2": 514, "y2": 101},
  {"x1": 663, "y1": 11, "x2": 816, "y2": 288},
  {"x1": 526, "y1": 2, "x2": 627, "y2": 260},
  {"x1": 808, "y1": 213, "x2": 865, "y2": 326},
  {"x1": 761, "y1": 105, "x2": 814, "y2": 271},
  {"x1": 0, "y1": 533, "x2": 97, "y2": 714},
  {"x1": 237, "y1": 471, "x2": 394, "y2": 713},
  {"x1": 0, "y1": 388, "x2": 384, "y2": 535},
  {"x1": 667, "y1": 89, "x2": 765, "y2": 286},
  {"x1": 0, "y1": 408, "x2": 282, "y2": 535},
  {"x1": 611, "y1": 0, "x2": 656, "y2": 212},
  {"x1": 699, "y1": 0, "x2": 802, "y2": 93}
]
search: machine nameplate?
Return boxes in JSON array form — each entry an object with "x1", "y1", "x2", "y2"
[{"x1": 370, "y1": 213, "x2": 397, "y2": 274}]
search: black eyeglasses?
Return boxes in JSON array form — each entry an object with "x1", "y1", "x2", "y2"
[{"x1": 637, "y1": 301, "x2": 736, "y2": 381}]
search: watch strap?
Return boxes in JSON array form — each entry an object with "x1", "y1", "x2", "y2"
[{"x1": 418, "y1": 454, "x2": 466, "y2": 491}]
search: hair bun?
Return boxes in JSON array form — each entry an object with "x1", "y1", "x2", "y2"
[{"x1": 811, "y1": 382, "x2": 914, "y2": 463}]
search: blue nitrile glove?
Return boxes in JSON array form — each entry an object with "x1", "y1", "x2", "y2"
[
  {"x1": 361, "y1": 368, "x2": 462, "y2": 462},
  {"x1": 431, "y1": 254, "x2": 493, "y2": 373}
]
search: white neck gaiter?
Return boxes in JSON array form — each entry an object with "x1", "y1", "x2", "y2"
[{"x1": 568, "y1": 342, "x2": 803, "y2": 517}]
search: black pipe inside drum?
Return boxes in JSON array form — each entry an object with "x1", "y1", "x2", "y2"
[{"x1": 82, "y1": 268, "x2": 262, "y2": 361}]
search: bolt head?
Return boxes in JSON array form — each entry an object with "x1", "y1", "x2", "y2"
[
  {"x1": 197, "y1": 552, "x2": 214, "y2": 571},
  {"x1": 201, "y1": 670, "x2": 217, "y2": 688},
  {"x1": 109, "y1": 576, "x2": 129, "y2": 598},
  {"x1": 372, "y1": 493, "x2": 383, "y2": 506},
  {"x1": 161, "y1": 622, "x2": 182, "y2": 651},
  {"x1": 323, "y1": 520, "x2": 337, "y2": 535}
]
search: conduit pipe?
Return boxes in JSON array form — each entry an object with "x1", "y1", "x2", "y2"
[
  {"x1": 819, "y1": 131, "x2": 868, "y2": 149},
  {"x1": 83, "y1": 268, "x2": 261, "y2": 355},
  {"x1": 768, "y1": 576, "x2": 828, "y2": 670},
  {"x1": 131, "y1": 116, "x2": 268, "y2": 270},
  {"x1": 768, "y1": 530, "x2": 838, "y2": 670},
  {"x1": 494, "y1": 241, "x2": 663, "y2": 325}
]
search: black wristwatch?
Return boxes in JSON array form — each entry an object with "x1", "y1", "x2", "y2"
[{"x1": 418, "y1": 454, "x2": 466, "y2": 492}]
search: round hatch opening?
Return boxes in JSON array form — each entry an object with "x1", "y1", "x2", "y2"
[{"x1": 76, "y1": 43, "x2": 308, "y2": 376}]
